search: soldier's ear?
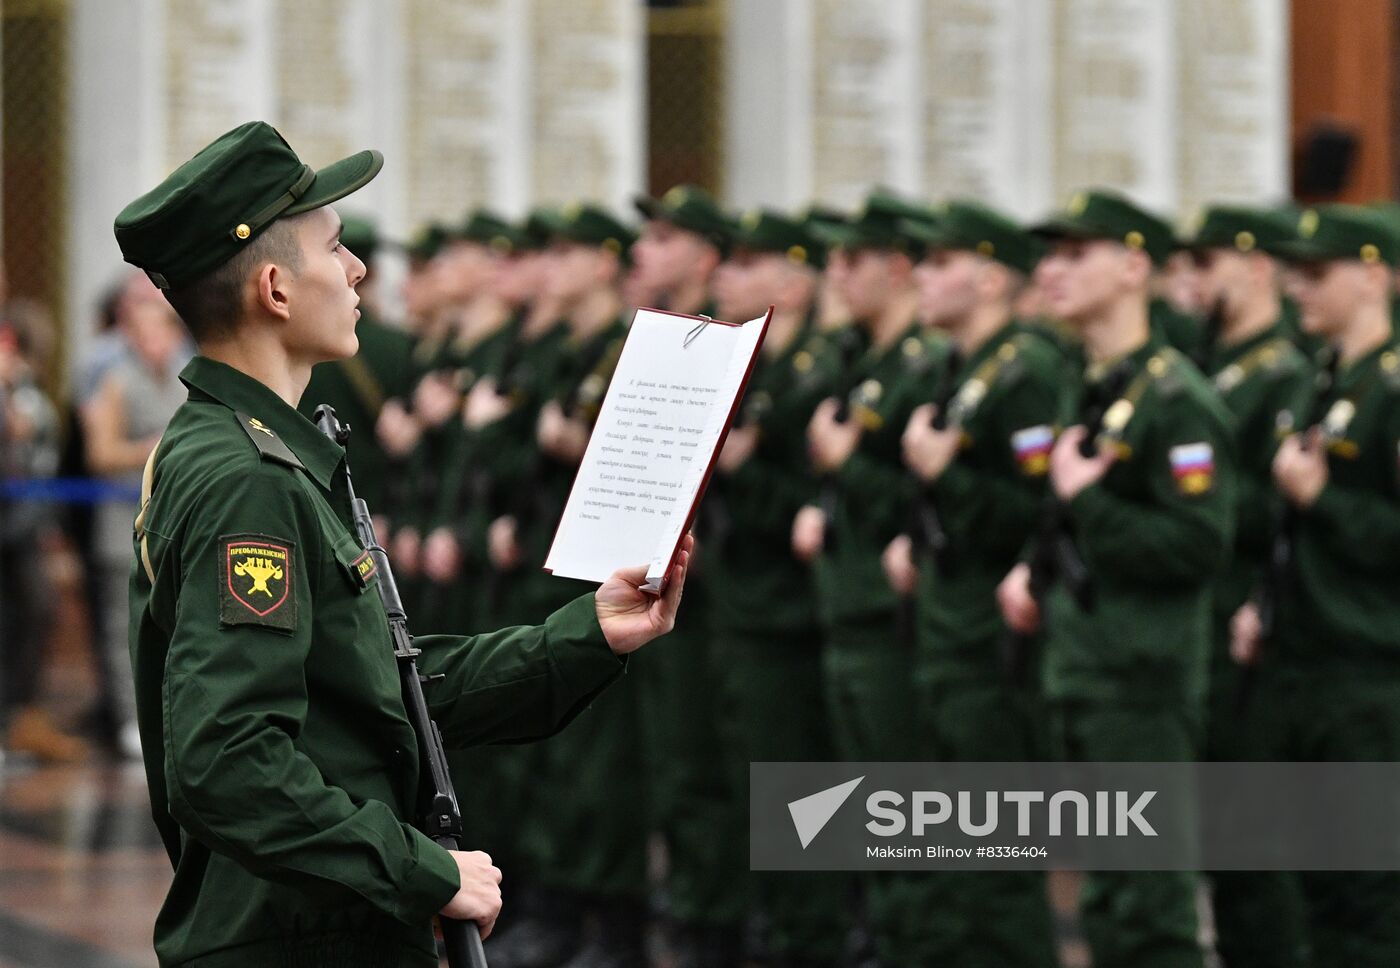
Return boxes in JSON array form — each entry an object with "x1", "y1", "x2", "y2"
[
  {"x1": 1122, "y1": 247, "x2": 1153, "y2": 290},
  {"x1": 256, "y1": 261, "x2": 292, "y2": 322}
]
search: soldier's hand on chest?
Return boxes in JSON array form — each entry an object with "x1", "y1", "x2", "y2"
[
  {"x1": 717, "y1": 424, "x2": 759, "y2": 473},
  {"x1": 1050, "y1": 425, "x2": 1117, "y2": 501},
  {"x1": 1273, "y1": 429, "x2": 1328, "y2": 508},
  {"x1": 901, "y1": 403, "x2": 961, "y2": 483},
  {"x1": 464, "y1": 377, "x2": 511, "y2": 430},
  {"x1": 807, "y1": 397, "x2": 862, "y2": 472}
]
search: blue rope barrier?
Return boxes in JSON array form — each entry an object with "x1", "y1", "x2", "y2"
[{"x1": 0, "y1": 477, "x2": 142, "y2": 504}]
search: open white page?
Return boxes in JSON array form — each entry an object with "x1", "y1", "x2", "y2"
[{"x1": 545, "y1": 308, "x2": 770, "y2": 589}]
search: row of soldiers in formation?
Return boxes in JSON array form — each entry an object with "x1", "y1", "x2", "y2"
[{"x1": 300, "y1": 185, "x2": 1400, "y2": 968}]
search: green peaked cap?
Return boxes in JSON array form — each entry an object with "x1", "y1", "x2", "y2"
[
  {"x1": 900, "y1": 199, "x2": 1040, "y2": 274},
  {"x1": 1031, "y1": 189, "x2": 1176, "y2": 266},
  {"x1": 114, "y1": 120, "x2": 383, "y2": 289}
]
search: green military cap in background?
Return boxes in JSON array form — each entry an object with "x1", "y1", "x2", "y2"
[
  {"x1": 899, "y1": 199, "x2": 1041, "y2": 274},
  {"x1": 405, "y1": 222, "x2": 451, "y2": 263},
  {"x1": 337, "y1": 213, "x2": 380, "y2": 264},
  {"x1": 455, "y1": 209, "x2": 528, "y2": 254},
  {"x1": 114, "y1": 120, "x2": 383, "y2": 290},
  {"x1": 1031, "y1": 189, "x2": 1176, "y2": 266},
  {"x1": 731, "y1": 208, "x2": 827, "y2": 269},
  {"x1": 810, "y1": 187, "x2": 933, "y2": 252},
  {"x1": 1269, "y1": 204, "x2": 1400, "y2": 266},
  {"x1": 634, "y1": 184, "x2": 734, "y2": 250},
  {"x1": 539, "y1": 202, "x2": 638, "y2": 259},
  {"x1": 1184, "y1": 205, "x2": 1294, "y2": 255},
  {"x1": 518, "y1": 207, "x2": 558, "y2": 251}
]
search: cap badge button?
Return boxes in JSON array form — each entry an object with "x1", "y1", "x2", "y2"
[{"x1": 235, "y1": 223, "x2": 252, "y2": 240}]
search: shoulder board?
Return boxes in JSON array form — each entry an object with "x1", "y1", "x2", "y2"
[
  {"x1": 235, "y1": 411, "x2": 306, "y2": 470},
  {"x1": 1147, "y1": 348, "x2": 1187, "y2": 397},
  {"x1": 1381, "y1": 348, "x2": 1400, "y2": 391}
]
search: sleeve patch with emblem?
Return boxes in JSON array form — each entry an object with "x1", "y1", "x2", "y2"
[
  {"x1": 1169, "y1": 443, "x2": 1215, "y2": 495},
  {"x1": 220, "y1": 534, "x2": 297, "y2": 632},
  {"x1": 1011, "y1": 425, "x2": 1055, "y2": 476}
]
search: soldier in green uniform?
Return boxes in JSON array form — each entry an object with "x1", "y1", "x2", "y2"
[
  {"x1": 630, "y1": 185, "x2": 746, "y2": 967},
  {"x1": 708, "y1": 209, "x2": 852, "y2": 967},
  {"x1": 1231, "y1": 205, "x2": 1400, "y2": 968},
  {"x1": 998, "y1": 190, "x2": 1236, "y2": 968},
  {"x1": 880, "y1": 200, "x2": 1061, "y2": 968},
  {"x1": 484, "y1": 204, "x2": 650, "y2": 968},
  {"x1": 399, "y1": 210, "x2": 521, "y2": 634},
  {"x1": 799, "y1": 189, "x2": 947, "y2": 965},
  {"x1": 113, "y1": 121, "x2": 691, "y2": 968},
  {"x1": 297, "y1": 214, "x2": 415, "y2": 538},
  {"x1": 1185, "y1": 206, "x2": 1313, "y2": 968}
]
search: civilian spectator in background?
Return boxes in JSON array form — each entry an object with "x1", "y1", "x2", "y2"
[
  {"x1": 0, "y1": 300, "x2": 81, "y2": 763},
  {"x1": 81, "y1": 298, "x2": 190, "y2": 759}
]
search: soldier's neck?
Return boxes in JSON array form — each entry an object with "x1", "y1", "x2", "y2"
[
  {"x1": 1219, "y1": 291, "x2": 1280, "y2": 347},
  {"x1": 1337, "y1": 304, "x2": 1393, "y2": 364},
  {"x1": 950, "y1": 301, "x2": 1013, "y2": 357},
  {"x1": 455, "y1": 294, "x2": 510, "y2": 344},
  {"x1": 200, "y1": 337, "x2": 309, "y2": 410},
  {"x1": 762, "y1": 307, "x2": 806, "y2": 357},
  {"x1": 1080, "y1": 297, "x2": 1151, "y2": 365},
  {"x1": 567, "y1": 287, "x2": 621, "y2": 340},
  {"x1": 865, "y1": 289, "x2": 918, "y2": 351},
  {"x1": 664, "y1": 278, "x2": 711, "y2": 317}
]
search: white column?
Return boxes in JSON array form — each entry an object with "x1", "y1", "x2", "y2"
[
  {"x1": 66, "y1": 0, "x2": 168, "y2": 383},
  {"x1": 724, "y1": 0, "x2": 814, "y2": 210}
]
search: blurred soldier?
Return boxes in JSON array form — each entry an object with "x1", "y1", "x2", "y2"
[
  {"x1": 1232, "y1": 205, "x2": 1400, "y2": 968},
  {"x1": 709, "y1": 209, "x2": 852, "y2": 966},
  {"x1": 392, "y1": 211, "x2": 518, "y2": 630},
  {"x1": 297, "y1": 214, "x2": 414, "y2": 534},
  {"x1": 797, "y1": 189, "x2": 946, "y2": 965},
  {"x1": 631, "y1": 185, "x2": 746, "y2": 967},
  {"x1": 998, "y1": 190, "x2": 1236, "y2": 968},
  {"x1": 1186, "y1": 206, "x2": 1312, "y2": 968},
  {"x1": 882, "y1": 201, "x2": 1061, "y2": 967},
  {"x1": 487, "y1": 204, "x2": 647, "y2": 968}
]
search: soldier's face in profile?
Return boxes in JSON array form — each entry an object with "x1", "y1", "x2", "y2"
[
  {"x1": 632, "y1": 221, "x2": 714, "y2": 293},
  {"x1": 1193, "y1": 247, "x2": 1249, "y2": 314},
  {"x1": 283, "y1": 207, "x2": 366, "y2": 364},
  {"x1": 544, "y1": 240, "x2": 610, "y2": 303},
  {"x1": 1290, "y1": 259, "x2": 1371, "y2": 337},
  {"x1": 716, "y1": 250, "x2": 783, "y2": 320},
  {"x1": 1035, "y1": 238, "x2": 1139, "y2": 325},
  {"x1": 841, "y1": 248, "x2": 904, "y2": 319},
  {"x1": 914, "y1": 249, "x2": 980, "y2": 328}
]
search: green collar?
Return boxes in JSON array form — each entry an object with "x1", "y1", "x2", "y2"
[
  {"x1": 180, "y1": 355, "x2": 345, "y2": 491},
  {"x1": 1209, "y1": 319, "x2": 1289, "y2": 372},
  {"x1": 1085, "y1": 331, "x2": 1164, "y2": 385},
  {"x1": 953, "y1": 319, "x2": 1019, "y2": 381}
]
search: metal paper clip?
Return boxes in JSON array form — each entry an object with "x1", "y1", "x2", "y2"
[{"x1": 683, "y1": 315, "x2": 713, "y2": 347}]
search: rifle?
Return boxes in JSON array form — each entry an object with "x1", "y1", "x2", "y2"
[
  {"x1": 1240, "y1": 347, "x2": 1339, "y2": 704},
  {"x1": 816, "y1": 325, "x2": 872, "y2": 547},
  {"x1": 1001, "y1": 361, "x2": 1134, "y2": 681},
  {"x1": 907, "y1": 347, "x2": 964, "y2": 576},
  {"x1": 314, "y1": 405, "x2": 489, "y2": 968}
]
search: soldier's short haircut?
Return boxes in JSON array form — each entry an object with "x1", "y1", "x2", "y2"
[{"x1": 163, "y1": 216, "x2": 304, "y2": 343}]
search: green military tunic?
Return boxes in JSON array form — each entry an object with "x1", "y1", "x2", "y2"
[
  {"x1": 1254, "y1": 335, "x2": 1400, "y2": 968},
  {"x1": 1200, "y1": 325, "x2": 1314, "y2": 968},
  {"x1": 706, "y1": 315, "x2": 851, "y2": 960},
  {"x1": 813, "y1": 321, "x2": 945, "y2": 966},
  {"x1": 512, "y1": 317, "x2": 651, "y2": 905},
  {"x1": 130, "y1": 356, "x2": 626, "y2": 968},
  {"x1": 1042, "y1": 336, "x2": 1235, "y2": 968},
  {"x1": 904, "y1": 322, "x2": 1064, "y2": 968}
]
